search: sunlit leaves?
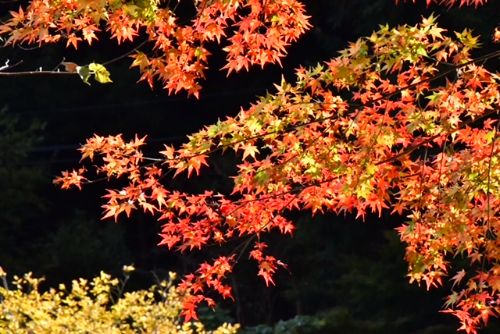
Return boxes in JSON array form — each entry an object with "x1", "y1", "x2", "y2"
[
  {"x1": 76, "y1": 63, "x2": 113, "y2": 85},
  {"x1": 178, "y1": 256, "x2": 234, "y2": 321},
  {"x1": 0, "y1": 0, "x2": 310, "y2": 96},
  {"x1": 53, "y1": 167, "x2": 87, "y2": 190},
  {"x1": 52, "y1": 16, "x2": 500, "y2": 333},
  {"x1": 249, "y1": 242, "x2": 287, "y2": 286},
  {"x1": 407, "y1": 0, "x2": 488, "y2": 7},
  {"x1": 221, "y1": 0, "x2": 311, "y2": 74},
  {"x1": 0, "y1": 268, "x2": 239, "y2": 333},
  {"x1": 89, "y1": 63, "x2": 113, "y2": 83}
]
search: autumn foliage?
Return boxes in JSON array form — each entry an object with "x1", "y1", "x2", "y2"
[
  {"x1": 0, "y1": 0, "x2": 310, "y2": 97},
  {"x1": 1, "y1": 1, "x2": 499, "y2": 333},
  {"x1": 418, "y1": 0, "x2": 488, "y2": 7}
]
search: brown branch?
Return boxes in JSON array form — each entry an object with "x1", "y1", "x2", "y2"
[
  {"x1": 0, "y1": 70, "x2": 77, "y2": 76},
  {"x1": 102, "y1": 39, "x2": 149, "y2": 66}
]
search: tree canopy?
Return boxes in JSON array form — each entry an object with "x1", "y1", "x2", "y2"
[{"x1": 0, "y1": 1, "x2": 498, "y2": 333}]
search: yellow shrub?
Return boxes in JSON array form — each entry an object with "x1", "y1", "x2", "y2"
[{"x1": 0, "y1": 266, "x2": 239, "y2": 334}]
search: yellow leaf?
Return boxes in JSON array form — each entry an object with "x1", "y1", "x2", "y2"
[{"x1": 89, "y1": 62, "x2": 112, "y2": 84}]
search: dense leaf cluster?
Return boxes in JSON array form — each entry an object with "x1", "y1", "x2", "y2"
[
  {"x1": 54, "y1": 17, "x2": 499, "y2": 332},
  {"x1": 0, "y1": 266, "x2": 239, "y2": 334}
]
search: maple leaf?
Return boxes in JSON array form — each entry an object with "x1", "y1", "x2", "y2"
[
  {"x1": 82, "y1": 25, "x2": 99, "y2": 45},
  {"x1": 66, "y1": 34, "x2": 81, "y2": 49},
  {"x1": 53, "y1": 168, "x2": 87, "y2": 190},
  {"x1": 186, "y1": 155, "x2": 209, "y2": 177},
  {"x1": 451, "y1": 269, "x2": 467, "y2": 288},
  {"x1": 181, "y1": 296, "x2": 200, "y2": 322},
  {"x1": 139, "y1": 201, "x2": 156, "y2": 215},
  {"x1": 158, "y1": 234, "x2": 181, "y2": 249},
  {"x1": 151, "y1": 186, "x2": 168, "y2": 208},
  {"x1": 241, "y1": 142, "x2": 259, "y2": 160},
  {"x1": 258, "y1": 262, "x2": 276, "y2": 286}
]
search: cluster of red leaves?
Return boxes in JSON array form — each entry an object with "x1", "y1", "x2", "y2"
[
  {"x1": 0, "y1": 0, "x2": 310, "y2": 97},
  {"x1": 407, "y1": 0, "x2": 488, "y2": 7},
  {"x1": 249, "y1": 242, "x2": 287, "y2": 286},
  {"x1": 179, "y1": 256, "x2": 234, "y2": 321},
  {"x1": 54, "y1": 16, "x2": 499, "y2": 332}
]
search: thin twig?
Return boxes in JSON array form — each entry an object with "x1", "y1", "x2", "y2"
[
  {"x1": 0, "y1": 59, "x2": 23, "y2": 71},
  {"x1": 0, "y1": 70, "x2": 76, "y2": 76},
  {"x1": 102, "y1": 39, "x2": 149, "y2": 66}
]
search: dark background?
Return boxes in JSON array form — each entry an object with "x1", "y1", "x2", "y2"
[{"x1": 0, "y1": 0, "x2": 499, "y2": 332}]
